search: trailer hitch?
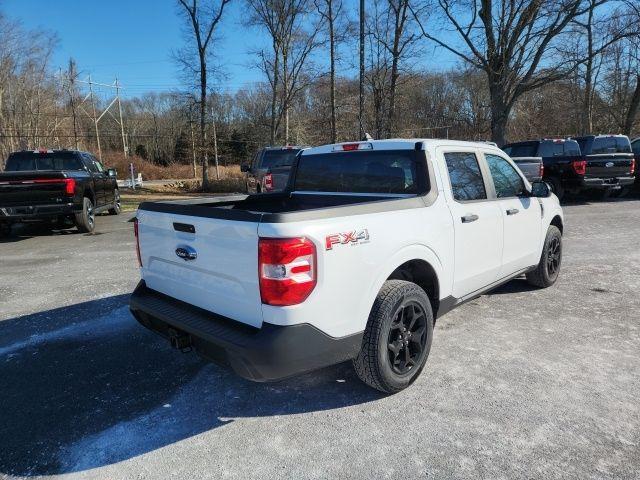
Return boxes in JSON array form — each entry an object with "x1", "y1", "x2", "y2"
[{"x1": 167, "y1": 328, "x2": 193, "y2": 353}]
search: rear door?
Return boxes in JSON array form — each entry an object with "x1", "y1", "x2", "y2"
[
  {"x1": 439, "y1": 148, "x2": 503, "y2": 298},
  {"x1": 483, "y1": 152, "x2": 541, "y2": 275},
  {"x1": 136, "y1": 209, "x2": 263, "y2": 327},
  {"x1": 83, "y1": 155, "x2": 106, "y2": 206}
]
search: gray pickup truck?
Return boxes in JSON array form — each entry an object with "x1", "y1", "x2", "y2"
[
  {"x1": 241, "y1": 146, "x2": 305, "y2": 194},
  {"x1": 510, "y1": 157, "x2": 544, "y2": 183}
]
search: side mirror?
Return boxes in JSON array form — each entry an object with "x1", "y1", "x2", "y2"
[
  {"x1": 107, "y1": 168, "x2": 117, "y2": 178},
  {"x1": 240, "y1": 164, "x2": 250, "y2": 173},
  {"x1": 530, "y1": 180, "x2": 551, "y2": 198}
]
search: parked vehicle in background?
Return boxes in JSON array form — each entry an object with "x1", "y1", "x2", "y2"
[
  {"x1": 241, "y1": 146, "x2": 305, "y2": 194},
  {"x1": 0, "y1": 149, "x2": 120, "y2": 236},
  {"x1": 509, "y1": 156, "x2": 544, "y2": 183},
  {"x1": 573, "y1": 135, "x2": 635, "y2": 197},
  {"x1": 130, "y1": 139, "x2": 563, "y2": 394},
  {"x1": 502, "y1": 139, "x2": 585, "y2": 200},
  {"x1": 632, "y1": 138, "x2": 640, "y2": 190}
]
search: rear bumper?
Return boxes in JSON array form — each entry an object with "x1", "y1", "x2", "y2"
[
  {"x1": 129, "y1": 281, "x2": 363, "y2": 382},
  {"x1": 582, "y1": 177, "x2": 634, "y2": 189},
  {"x1": 0, "y1": 202, "x2": 77, "y2": 221}
]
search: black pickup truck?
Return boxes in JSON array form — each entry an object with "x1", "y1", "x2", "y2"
[
  {"x1": 573, "y1": 135, "x2": 635, "y2": 196},
  {"x1": 502, "y1": 139, "x2": 585, "y2": 200},
  {"x1": 0, "y1": 149, "x2": 121, "y2": 235}
]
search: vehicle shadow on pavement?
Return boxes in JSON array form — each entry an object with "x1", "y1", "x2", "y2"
[
  {"x1": 0, "y1": 223, "x2": 79, "y2": 243},
  {"x1": 0, "y1": 295, "x2": 381, "y2": 476}
]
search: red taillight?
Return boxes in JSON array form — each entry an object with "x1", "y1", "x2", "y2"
[
  {"x1": 572, "y1": 160, "x2": 586, "y2": 175},
  {"x1": 539, "y1": 163, "x2": 544, "y2": 178},
  {"x1": 64, "y1": 178, "x2": 75, "y2": 195},
  {"x1": 258, "y1": 237, "x2": 316, "y2": 306},
  {"x1": 134, "y1": 218, "x2": 142, "y2": 267},
  {"x1": 630, "y1": 159, "x2": 635, "y2": 175},
  {"x1": 264, "y1": 173, "x2": 273, "y2": 191}
]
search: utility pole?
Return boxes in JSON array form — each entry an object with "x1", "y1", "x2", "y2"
[
  {"x1": 359, "y1": 0, "x2": 365, "y2": 139},
  {"x1": 211, "y1": 106, "x2": 220, "y2": 181},
  {"x1": 115, "y1": 78, "x2": 127, "y2": 157},
  {"x1": 189, "y1": 107, "x2": 197, "y2": 179},
  {"x1": 88, "y1": 76, "x2": 102, "y2": 161}
]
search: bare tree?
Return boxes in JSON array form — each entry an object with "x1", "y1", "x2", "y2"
[
  {"x1": 176, "y1": 0, "x2": 232, "y2": 188},
  {"x1": 315, "y1": 0, "x2": 346, "y2": 143},
  {"x1": 412, "y1": 0, "x2": 626, "y2": 145},
  {"x1": 247, "y1": 0, "x2": 322, "y2": 144}
]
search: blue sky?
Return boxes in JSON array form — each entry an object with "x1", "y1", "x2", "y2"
[
  {"x1": 5, "y1": 0, "x2": 462, "y2": 99},
  {"x1": 5, "y1": 0, "x2": 271, "y2": 98}
]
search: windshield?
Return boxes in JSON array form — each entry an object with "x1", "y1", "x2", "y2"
[
  {"x1": 503, "y1": 144, "x2": 537, "y2": 157},
  {"x1": 5, "y1": 152, "x2": 84, "y2": 171},
  {"x1": 294, "y1": 150, "x2": 424, "y2": 194},
  {"x1": 259, "y1": 149, "x2": 300, "y2": 169}
]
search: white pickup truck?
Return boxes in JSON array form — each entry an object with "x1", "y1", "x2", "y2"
[{"x1": 130, "y1": 139, "x2": 564, "y2": 393}]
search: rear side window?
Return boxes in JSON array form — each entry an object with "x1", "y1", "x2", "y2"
[
  {"x1": 5, "y1": 152, "x2": 84, "y2": 171},
  {"x1": 590, "y1": 136, "x2": 632, "y2": 154},
  {"x1": 632, "y1": 139, "x2": 640, "y2": 155},
  {"x1": 503, "y1": 143, "x2": 537, "y2": 157},
  {"x1": 294, "y1": 150, "x2": 422, "y2": 194},
  {"x1": 444, "y1": 152, "x2": 487, "y2": 201},
  {"x1": 259, "y1": 149, "x2": 300, "y2": 169},
  {"x1": 485, "y1": 154, "x2": 526, "y2": 198}
]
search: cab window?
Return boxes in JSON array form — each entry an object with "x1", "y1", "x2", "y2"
[
  {"x1": 485, "y1": 154, "x2": 525, "y2": 198},
  {"x1": 443, "y1": 152, "x2": 487, "y2": 201}
]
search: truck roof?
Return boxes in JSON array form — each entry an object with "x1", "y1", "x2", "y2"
[{"x1": 303, "y1": 138, "x2": 505, "y2": 155}]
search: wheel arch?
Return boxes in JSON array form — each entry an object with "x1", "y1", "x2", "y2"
[
  {"x1": 550, "y1": 214, "x2": 563, "y2": 234},
  {"x1": 360, "y1": 245, "x2": 445, "y2": 330}
]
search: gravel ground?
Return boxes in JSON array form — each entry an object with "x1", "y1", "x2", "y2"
[{"x1": 0, "y1": 200, "x2": 639, "y2": 480}]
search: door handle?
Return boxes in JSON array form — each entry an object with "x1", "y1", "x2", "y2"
[
  {"x1": 461, "y1": 214, "x2": 479, "y2": 223},
  {"x1": 506, "y1": 208, "x2": 519, "y2": 215}
]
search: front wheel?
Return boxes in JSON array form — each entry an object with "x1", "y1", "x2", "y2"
[
  {"x1": 353, "y1": 280, "x2": 434, "y2": 394},
  {"x1": 108, "y1": 189, "x2": 121, "y2": 215},
  {"x1": 526, "y1": 225, "x2": 562, "y2": 288},
  {"x1": 75, "y1": 197, "x2": 95, "y2": 233}
]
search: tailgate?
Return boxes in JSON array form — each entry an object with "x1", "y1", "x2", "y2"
[
  {"x1": 585, "y1": 154, "x2": 633, "y2": 178},
  {"x1": 137, "y1": 209, "x2": 263, "y2": 328},
  {"x1": 0, "y1": 172, "x2": 69, "y2": 206},
  {"x1": 512, "y1": 157, "x2": 542, "y2": 181}
]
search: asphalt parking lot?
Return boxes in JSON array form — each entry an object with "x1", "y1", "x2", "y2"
[{"x1": 1, "y1": 201, "x2": 639, "y2": 480}]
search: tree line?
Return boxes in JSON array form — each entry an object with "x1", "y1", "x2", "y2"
[{"x1": 0, "y1": 1, "x2": 638, "y2": 183}]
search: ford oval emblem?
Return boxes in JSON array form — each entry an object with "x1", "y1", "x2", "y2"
[
  {"x1": 175, "y1": 245, "x2": 197, "y2": 261},
  {"x1": 605, "y1": 161, "x2": 614, "y2": 167}
]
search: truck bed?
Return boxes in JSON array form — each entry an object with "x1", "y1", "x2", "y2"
[{"x1": 139, "y1": 192, "x2": 427, "y2": 223}]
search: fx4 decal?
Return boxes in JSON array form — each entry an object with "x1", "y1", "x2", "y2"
[{"x1": 325, "y1": 229, "x2": 370, "y2": 250}]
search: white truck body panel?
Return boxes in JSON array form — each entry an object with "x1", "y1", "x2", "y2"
[{"x1": 137, "y1": 210, "x2": 263, "y2": 328}]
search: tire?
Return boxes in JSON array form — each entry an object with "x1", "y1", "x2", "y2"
[
  {"x1": 353, "y1": 280, "x2": 434, "y2": 394},
  {"x1": 526, "y1": 225, "x2": 562, "y2": 288},
  {"x1": 108, "y1": 189, "x2": 121, "y2": 215},
  {"x1": 75, "y1": 197, "x2": 95, "y2": 233},
  {"x1": 0, "y1": 223, "x2": 11, "y2": 237},
  {"x1": 546, "y1": 177, "x2": 564, "y2": 201}
]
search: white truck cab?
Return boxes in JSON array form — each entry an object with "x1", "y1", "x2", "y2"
[{"x1": 130, "y1": 139, "x2": 563, "y2": 393}]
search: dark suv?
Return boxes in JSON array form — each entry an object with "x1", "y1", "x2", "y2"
[
  {"x1": 241, "y1": 146, "x2": 305, "y2": 194},
  {"x1": 502, "y1": 139, "x2": 585, "y2": 200}
]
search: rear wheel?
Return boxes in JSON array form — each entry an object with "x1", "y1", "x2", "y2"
[
  {"x1": 0, "y1": 222, "x2": 11, "y2": 237},
  {"x1": 75, "y1": 197, "x2": 95, "y2": 233},
  {"x1": 526, "y1": 225, "x2": 562, "y2": 288},
  {"x1": 108, "y1": 189, "x2": 121, "y2": 215},
  {"x1": 353, "y1": 280, "x2": 434, "y2": 394},
  {"x1": 546, "y1": 177, "x2": 564, "y2": 201}
]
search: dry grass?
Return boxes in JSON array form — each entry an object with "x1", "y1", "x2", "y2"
[{"x1": 102, "y1": 152, "x2": 243, "y2": 182}]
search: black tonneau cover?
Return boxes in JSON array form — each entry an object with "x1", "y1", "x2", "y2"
[{"x1": 139, "y1": 192, "x2": 431, "y2": 223}]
